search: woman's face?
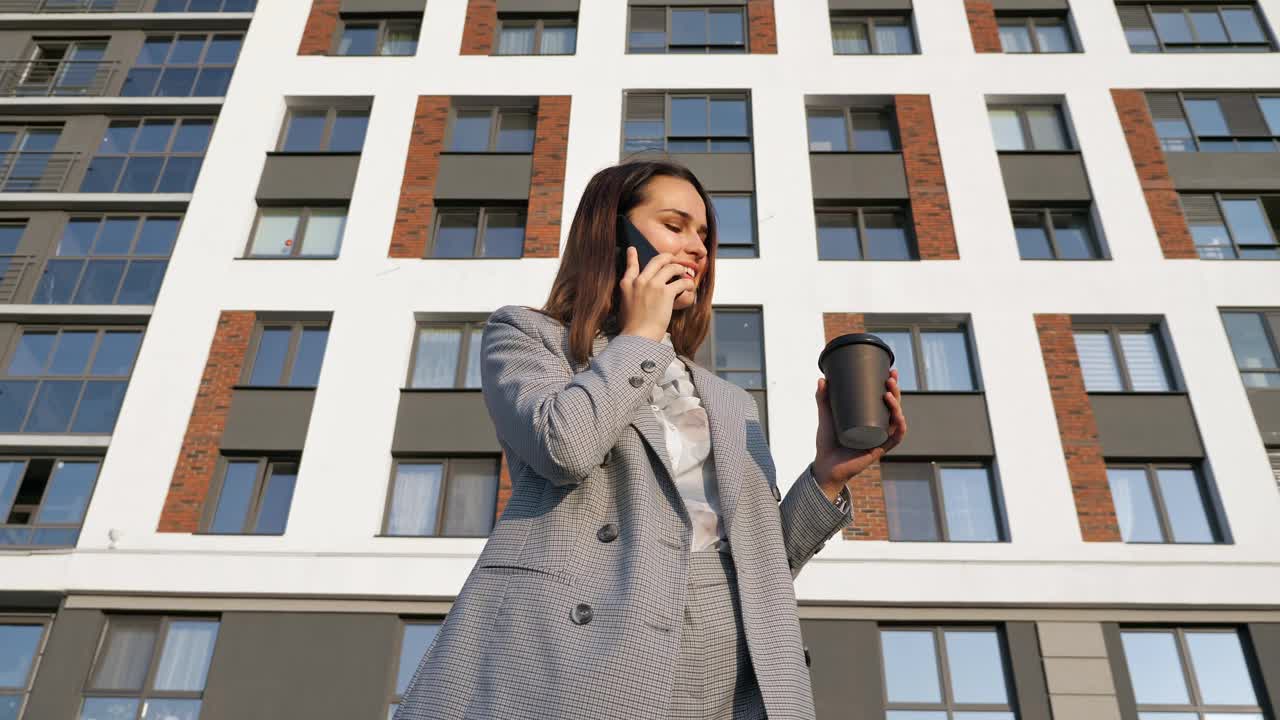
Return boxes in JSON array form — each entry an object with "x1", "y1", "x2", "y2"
[{"x1": 623, "y1": 176, "x2": 711, "y2": 311}]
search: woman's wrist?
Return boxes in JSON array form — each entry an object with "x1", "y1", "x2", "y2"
[{"x1": 811, "y1": 460, "x2": 846, "y2": 502}]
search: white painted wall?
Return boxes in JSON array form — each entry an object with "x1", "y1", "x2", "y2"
[{"x1": 6, "y1": 0, "x2": 1280, "y2": 606}]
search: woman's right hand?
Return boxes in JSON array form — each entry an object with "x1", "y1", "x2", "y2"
[{"x1": 618, "y1": 246, "x2": 695, "y2": 342}]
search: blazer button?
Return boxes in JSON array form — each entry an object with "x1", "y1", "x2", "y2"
[
  {"x1": 571, "y1": 603, "x2": 594, "y2": 625},
  {"x1": 771, "y1": 483, "x2": 781, "y2": 502},
  {"x1": 629, "y1": 376, "x2": 644, "y2": 388},
  {"x1": 641, "y1": 359, "x2": 657, "y2": 372},
  {"x1": 597, "y1": 523, "x2": 619, "y2": 543}
]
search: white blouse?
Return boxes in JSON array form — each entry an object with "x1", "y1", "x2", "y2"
[{"x1": 648, "y1": 332, "x2": 726, "y2": 553}]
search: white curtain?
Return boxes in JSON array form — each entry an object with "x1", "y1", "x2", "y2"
[
  {"x1": 539, "y1": 26, "x2": 576, "y2": 55},
  {"x1": 152, "y1": 620, "x2": 218, "y2": 691},
  {"x1": 388, "y1": 464, "x2": 442, "y2": 536},
  {"x1": 498, "y1": 27, "x2": 535, "y2": 55},
  {"x1": 1072, "y1": 332, "x2": 1124, "y2": 391},
  {"x1": 921, "y1": 331, "x2": 972, "y2": 391},
  {"x1": 411, "y1": 328, "x2": 461, "y2": 388},
  {"x1": 464, "y1": 328, "x2": 483, "y2": 388},
  {"x1": 1118, "y1": 332, "x2": 1170, "y2": 391},
  {"x1": 91, "y1": 624, "x2": 156, "y2": 690},
  {"x1": 442, "y1": 460, "x2": 498, "y2": 537},
  {"x1": 832, "y1": 23, "x2": 869, "y2": 54},
  {"x1": 298, "y1": 210, "x2": 345, "y2": 258}
]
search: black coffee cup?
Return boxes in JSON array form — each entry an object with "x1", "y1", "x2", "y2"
[{"x1": 818, "y1": 333, "x2": 895, "y2": 450}]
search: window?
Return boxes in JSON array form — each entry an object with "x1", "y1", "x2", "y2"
[
  {"x1": 155, "y1": 0, "x2": 256, "y2": 10},
  {"x1": 0, "y1": 619, "x2": 49, "y2": 719},
  {"x1": 1180, "y1": 193, "x2": 1280, "y2": 260},
  {"x1": 408, "y1": 322, "x2": 484, "y2": 389},
  {"x1": 879, "y1": 626, "x2": 1016, "y2": 717},
  {"x1": 496, "y1": 17, "x2": 577, "y2": 55},
  {"x1": 987, "y1": 105, "x2": 1071, "y2": 151},
  {"x1": 627, "y1": 6, "x2": 746, "y2": 53},
  {"x1": 336, "y1": 18, "x2": 419, "y2": 56},
  {"x1": 1148, "y1": 92, "x2": 1280, "y2": 152},
  {"x1": 246, "y1": 207, "x2": 346, "y2": 259},
  {"x1": 998, "y1": 14, "x2": 1076, "y2": 52},
  {"x1": 695, "y1": 308, "x2": 765, "y2": 390},
  {"x1": 1106, "y1": 464, "x2": 1220, "y2": 543},
  {"x1": 33, "y1": 215, "x2": 179, "y2": 306},
  {"x1": 204, "y1": 457, "x2": 298, "y2": 534},
  {"x1": 122, "y1": 34, "x2": 242, "y2": 97},
  {"x1": 16, "y1": 39, "x2": 108, "y2": 97},
  {"x1": 387, "y1": 621, "x2": 440, "y2": 719},
  {"x1": 81, "y1": 616, "x2": 220, "y2": 720},
  {"x1": 1, "y1": 221, "x2": 26, "y2": 303},
  {"x1": 710, "y1": 194, "x2": 755, "y2": 258},
  {"x1": 383, "y1": 458, "x2": 500, "y2": 537},
  {"x1": 244, "y1": 321, "x2": 330, "y2": 387},
  {"x1": 429, "y1": 206, "x2": 524, "y2": 258},
  {"x1": 0, "y1": 126, "x2": 63, "y2": 192},
  {"x1": 806, "y1": 107, "x2": 898, "y2": 152},
  {"x1": 1119, "y1": 3, "x2": 1273, "y2": 52},
  {"x1": 1221, "y1": 310, "x2": 1280, "y2": 388},
  {"x1": 1120, "y1": 627, "x2": 1267, "y2": 716},
  {"x1": 80, "y1": 117, "x2": 214, "y2": 193},
  {"x1": 1073, "y1": 325, "x2": 1174, "y2": 392},
  {"x1": 816, "y1": 206, "x2": 914, "y2": 260},
  {"x1": 1, "y1": 326, "x2": 142, "y2": 434},
  {"x1": 278, "y1": 106, "x2": 369, "y2": 153},
  {"x1": 882, "y1": 462, "x2": 1002, "y2": 542},
  {"x1": 623, "y1": 92, "x2": 752, "y2": 154},
  {"x1": 830, "y1": 13, "x2": 916, "y2": 54},
  {"x1": 1011, "y1": 207, "x2": 1101, "y2": 260},
  {"x1": 868, "y1": 323, "x2": 977, "y2": 392},
  {"x1": 0, "y1": 457, "x2": 100, "y2": 547},
  {"x1": 447, "y1": 107, "x2": 535, "y2": 153}
]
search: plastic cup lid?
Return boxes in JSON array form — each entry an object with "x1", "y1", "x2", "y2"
[{"x1": 818, "y1": 332, "x2": 895, "y2": 372}]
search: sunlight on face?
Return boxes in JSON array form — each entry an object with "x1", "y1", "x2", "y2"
[{"x1": 624, "y1": 175, "x2": 711, "y2": 311}]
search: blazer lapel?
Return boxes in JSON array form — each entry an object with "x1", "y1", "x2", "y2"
[{"x1": 686, "y1": 358, "x2": 747, "y2": 543}]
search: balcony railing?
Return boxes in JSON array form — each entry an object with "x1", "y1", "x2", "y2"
[
  {"x1": 0, "y1": 152, "x2": 78, "y2": 192},
  {"x1": 0, "y1": 0, "x2": 144, "y2": 11},
  {"x1": 0, "y1": 255, "x2": 35, "y2": 303},
  {"x1": 0, "y1": 60, "x2": 116, "y2": 97}
]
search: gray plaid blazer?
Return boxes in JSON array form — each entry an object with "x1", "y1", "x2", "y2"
[{"x1": 393, "y1": 304, "x2": 853, "y2": 720}]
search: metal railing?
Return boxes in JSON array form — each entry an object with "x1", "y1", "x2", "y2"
[
  {"x1": 0, "y1": 0, "x2": 144, "y2": 12},
  {"x1": 0, "y1": 255, "x2": 35, "y2": 303},
  {"x1": 0, "y1": 60, "x2": 116, "y2": 97},
  {"x1": 0, "y1": 152, "x2": 78, "y2": 192}
]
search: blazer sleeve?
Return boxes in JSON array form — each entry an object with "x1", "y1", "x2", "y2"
[{"x1": 480, "y1": 305, "x2": 677, "y2": 486}]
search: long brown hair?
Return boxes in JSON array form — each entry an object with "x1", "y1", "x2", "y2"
[{"x1": 539, "y1": 159, "x2": 718, "y2": 367}]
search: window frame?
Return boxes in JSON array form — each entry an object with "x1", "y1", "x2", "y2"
[
  {"x1": 693, "y1": 306, "x2": 767, "y2": 391},
  {"x1": 444, "y1": 105, "x2": 537, "y2": 154},
  {"x1": 406, "y1": 320, "x2": 486, "y2": 389},
  {"x1": 1156, "y1": 91, "x2": 1280, "y2": 152},
  {"x1": 865, "y1": 321, "x2": 981, "y2": 392},
  {"x1": 0, "y1": 615, "x2": 52, "y2": 719},
  {"x1": 1182, "y1": 192, "x2": 1280, "y2": 259},
  {"x1": 996, "y1": 13, "x2": 1078, "y2": 53},
  {"x1": 814, "y1": 204, "x2": 918, "y2": 261},
  {"x1": 1106, "y1": 461, "x2": 1222, "y2": 544},
  {"x1": 1220, "y1": 308, "x2": 1280, "y2": 388},
  {"x1": 622, "y1": 91, "x2": 754, "y2": 155},
  {"x1": 804, "y1": 105, "x2": 900, "y2": 152},
  {"x1": 0, "y1": 125, "x2": 64, "y2": 192},
  {"x1": 877, "y1": 624, "x2": 1018, "y2": 714},
  {"x1": 275, "y1": 105, "x2": 370, "y2": 153},
  {"x1": 626, "y1": 5, "x2": 748, "y2": 54},
  {"x1": 380, "y1": 456, "x2": 502, "y2": 538},
  {"x1": 1119, "y1": 626, "x2": 1267, "y2": 716},
  {"x1": 494, "y1": 16, "x2": 578, "y2": 55},
  {"x1": 708, "y1": 192, "x2": 757, "y2": 258},
  {"x1": 881, "y1": 461, "x2": 1004, "y2": 542},
  {"x1": 1128, "y1": 3, "x2": 1275, "y2": 52},
  {"x1": 243, "y1": 206, "x2": 347, "y2": 259},
  {"x1": 0, "y1": 455, "x2": 103, "y2": 547},
  {"x1": 33, "y1": 212, "x2": 181, "y2": 306},
  {"x1": 386, "y1": 618, "x2": 443, "y2": 717},
  {"x1": 988, "y1": 104, "x2": 1074, "y2": 152},
  {"x1": 333, "y1": 17, "x2": 421, "y2": 56},
  {"x1": 123, "y1": 32, "x2": 242, "y2": 98},
  {"x1": 81, "y1": 115, "x2": 215, "y2": 194},
  {"x1": 239, "y1": 319, "x2": 329, "y2": 388},
  {"x1": 426, "y1": 205, "x2": 527, "y2": 259},
  {"x1": 81, "y1": 614, "x2": 220, "y2": 713},
  {"x1": 1010, "y1": 206, "x2": 1104, "y2": 260},
  {"x1": 1072, "y1": 322, "x2": 1177, "y2": 392},
  {"x1": 199, "y1": 455, "x2": 299, "y2": 535},
  {"x1": 829, "y1": 12, "x2": 917, "y2": 55}
]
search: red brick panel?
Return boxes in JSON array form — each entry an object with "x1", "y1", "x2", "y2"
[
  {"x1": 460, "y1": 0, "x2": 498, "y2": 55},
  {"x1": 964, "y1": 0, "x2": 1003, "y2": 53},
  {"x1": 1111, "y1": 89, "x2": 1198, "y2": 259},
  {"x1": 158, "y1": 311, "x2": 256, "y2": 533},
  {"x1": 495, "y1": 452, "x2": 512, "y2": 521},
  {"x1": 298, "y1": 0, "x2": 341, "y2": 55},
  {"x1": 1034, "y1": 314, "x2": 1122, "y2": 542},
  {"x1": 390, "y1": 96, "x2": 451, "y2": 259},
  {"x1": 896, "y1": 95, "x2": 960, "y2": 260},
  {"x1": 526, "y1": 96, "x2": 571, "y2": 259},
  {"x1": 823, "y1": 313, "x2": 889, "y2": 541},
  {"x1": 747, "y1": 0, "x2": 778, "y2": 54}
]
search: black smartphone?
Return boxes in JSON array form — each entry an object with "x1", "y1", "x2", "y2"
[{"x1": 617, "y1": 214, "x2": 675, "y2": 282}]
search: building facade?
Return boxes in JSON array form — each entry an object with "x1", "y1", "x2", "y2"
[{"x1": 1, "y1": 0, "x2": 1280, "y2": 718}]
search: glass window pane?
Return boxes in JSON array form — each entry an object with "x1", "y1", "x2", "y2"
[
  {"x1": 156, "y1": 68, "x2": 196, "y2": 97},
  {"x1": 1222, "y1": 199, "x2": 1273, "y2": 246},
  {"x1": 338, "y1": 25, "x2": 377, "y2": 55},
  {"x1": 496, "y1": 113, "x2": 535, "y2": 152},
  {"x1": 0, "y1": 624, "x2": 43, "y2": 689},
  {"x1": 1000, "y1": 23, "x2": 1033, "y2": 53},
  {"x1": 205, "y1": 34, "x2": 241, "y2": 63},
  {"x1": 210, "y1": 461, "x2": 257, "y2": 533},
  {"x1": 72, "y1": 260, "x2": 126, "y2": 304},
  {"x1": 90, "y1": 331, "x2": 142, "y2": 376},
  {"x1": 95, "y1": 218, "x2": 137, "y2": 255},
  {"x1": 34, "y1": 259, "x2": 83, "y2": 304},
  {"x1": 25, "y1": 380, "x2": 80, "y2": 432},
  {"x1": 851, "y1": 113, "x2": 894, "y2": 151},
  {"x1": 1027, "y1": 108, "x2": 1068, "y2": 150},
  {"x1": 48, "y1": 332, "x2": 95, "y2": 375},
  {"x1": 412, "y1": 327, "x2": 462, "y2": 388},
  {"x1": 877, "y1": 331, "x2": 917, "y2": 391},
  {"x1": 396, "y1": 623, "x2": 439, "y2": 694},
  {"x1": 71, "y1": 380, "x2": 126, "y2": 433},
  {"x1": 0, "y1": 381, "x2": 36, "y2": 432},
  {"x1": 288, "y1": 327, "x2": 328, "y2": 387},
  {"x1": 1051, "y1": 212, "x2": 1098, "y2": 259},
  {"x1": 1118, "y1": 332, "x2": 1171, "y2": 392},
  {"x1": 1223, "y1": 313, "x2": 1278, "y2": 370},
  {"x1": 152, "y1": 620, "x2": 218, "y2": 691},
  {"x1": 671, "y1": 9, "x2": 707, "y2": 45},
  {"x1": 118, "y1": 260, "x2": 168, "y2": 304},
  {"x1": 1189, "y1": 11, "x2": 1228, "y2": 43},
  {"x1": 81, "y1": 697, "x2": 140, "y2": 720},
  {"x1": 433, "y1": 212, "x2": 478, "y2": 258},
  {"x1": 141, "y1": 699, "x2": 201, "y2": 720},
  {"x1": 1186, "y1": 631, "x2": 1259, "y2": 705},
  {"x1": 880, "y1": 629, "x2": 942, "y2": 702},
  {"x1": 442, "y1": 459, "x2": 499, "y2": 536},
  {"x1": 816, "y1": 213, "x2": 860, "y2": 260},
  {"x1": 989, "y1": 109, "x2": 1026, "y2": 151},
  {"x1": 1014, "y1": 212, "x2": 1053, "y2": 259},
  {"x1": 249, "y1": 210, "x2": 300, "y2": 257},
  {"x1": 832, "y1": 20, "x2": 870, "y2": 54},
  {"x1": 1107, "y1": 468, "x2": 1164, "y2": 542},
  {"x1": 884, "y1": 469, "x2": 938, "y2": 541},
  {"x1": 864, "y1": 212, "x2": 911, "y2": 260},
  {"x1": 1152, "y1": 9, "x2": 1193, "y2": 44},
  {"x1": 481, "y1": 212, "x2": 523, "y2": 258},
  {"x1": 540, "y1": 25, "x2": 576, "y2": 54},
  {"x1": 1035, "y1": 22, "x2": 1072, "y2": 52},
  {"x1": 59, "y1": 219, "x2": 98, "y2": 256},
  {"x1": 671, "y1": 97, "x2": 708, "y2": 136},
  {"x1": 254, "y1": 464, "x2": 297, "y2": 534},
  {"x1": 282, "y1": 112, "x2": 325, "y2": 152},
  {"x1": 300, "y1": 209, "x2": 345, "y2": 258},
  {"x1": 920, "y1": 330, "x2": 974, "y2": 391},
  {"x1": 35, "y1": 460, "x2": 98, "y2": 524},
  {"x1": 0, "y1": 461, "x2": 23, "y2": 520},
  {"x1": 1223, "y1": 9, "x2": 1266, "y2": 43},
  {"x1": 8, "y1": 332, "x2": 56, "y2": 375},
  {"x1": 388, "y1": 463, "x2": 443, "y2": 536},
  {"x1": 172, "y1": 120, "x2": 212, "y2": 153},
  {"x1": 1185, "y1": 99, "x2": 1229, "y2": 136},
  {"x1": 1155, "y1": 468, "x2": 1214, "y2": 543},
  {"x1": 710, "y1": 98, "x2": 748, "y2": 137},
  {"x1": 450, "y1": 111, "x2": 492, "y2": 152},
  {"x1": 136, "y1": 217, "x2": 180, "y2": 256},
  {"x1": 329, "y1": 112, "x2": 369, "y2": 153},
  {"x1": 1122, "y1": 630, "x2": 1191, "y2": 704},
  {"x1": 381, "y1": 25, "x2": 418, "y2": 56},
  {"x1": 945, "y1": 630, "x2": 1010, "y2": 703},
  {"x1": 465, "y1": 327, "x2": 484, "y2": 389},
  {"x1": 497, "y1": 25, "x2": 535, "y2": 55},
  {"x1": 90, "y1": 623, "x2": 157, "y2": 690},
  {"x1": 709, "y1": 9, "x2": 744, "y2": 45},
  {"x1": 249, "y1": 327, "x2": 291, "y2": 385},
  {"x1": 807, "y1": 111, "x2": 847, "y2": 152},
  {"x1": 940, "y1": 467, "x2": 998, "y2": 541},
  {"x1": 1073, "y1": 332, "x2": 1124, "y2": 391},
  {"x1": 875, "y1": 22, "x2": 914, "y2": 53},
  {"x1": 886, "y1": 713, "x2": 947, "y2": 720},
  {"x1": 157, "y1": 156, "x2": 202, "y2": 193},
  {"x1": 711, "y1": 195, "x2": 753, "y2": 251},
  {"x1": 713, "y1": 311, "x2": 762, "y2": 371}
]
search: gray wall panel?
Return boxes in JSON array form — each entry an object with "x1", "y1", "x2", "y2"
[
  {"x1": 747, "y1": 388, "x2": 768, "y2": 439},
  {"x1": 665, "y1": 152, "x2": 755, "y2": 192},
  {"x1": 221, "y1": 389, "x2": 316, "y2": 452},
  {"x1": 0, "y1": 323, "x2": 17, "y2": 361},
  {"x1": 1006, "y1": 621, "x2": 1054, "y2": 720},
  {"x1": 829, "y1": 0, "x2": 913, "y2": 10},
  {"x1": 992, "y1": 0, "x2": 1070, "y2": 10},
  {"x1": 1088, "y1": 394, "x2": 1204, "y2": 459},
  {"x1": 1101, "y1": 622, "x2": 1140, "y2": 720},
  {"x1": 3, "y1": 212, "x2": 62, "y2": 304},
  {"x1": 25, "y1": 609, "x2": 104, "y2": 719},
  {"x1": 54, "y1": 116, "x2": 109, "y2": 192},
  {"x1": 810, "y1": 153, "x2": 909, "y2": 200},
  {"x1": 892, "y1": 393, "x2": 995, "y2": 457},
  {"x1": 1000, "y1": 153, "x2": 1093, "y2": 202},
  {"x1": 201, "y1": 612, "x2": 398, "y2": 720},
  {"x1": 256, "y1": 154, "x2": 361, "y2": 203},
  {"x1": 1247, "y1": 623, "x2": 1280, "y2": 719},
  {"x1": 1245, "y1": 390, "x2": 1280, "y2": 446},
  {"x1": 1167, "y1": 152, "x2": 1280, "y2": 192},
  {"x1": 800, "y1": 619, "x2": 883, "y2": 720},
  {"x1": 393, "y1": 390, "x2": 502, "y2": 454},
  {"x1": 498, "y1": 0, "x2": 579, "y2": 10},
  {"x1": 340, "y1": 0, "x2": 426, "y2": 13},
  {"x1": 433, "y1": 154, "x2": 533, "y2": 201}
]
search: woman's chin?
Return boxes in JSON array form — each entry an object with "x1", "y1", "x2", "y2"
[{"x1": 673, "y1": 292, "x2": 697, "y2": 310}]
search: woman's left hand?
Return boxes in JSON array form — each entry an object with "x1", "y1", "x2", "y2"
[{"x1": 811, "y1": 369, "x2": 907, "y2": 502}]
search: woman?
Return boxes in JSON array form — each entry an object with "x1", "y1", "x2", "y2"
[{"x1": 394, "y1": 159, "x2": 906, "y2": 720}]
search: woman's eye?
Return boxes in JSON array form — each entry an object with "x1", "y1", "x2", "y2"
[{"x1": 665, "y1": 224, "x2": 681, "y2": 233}]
